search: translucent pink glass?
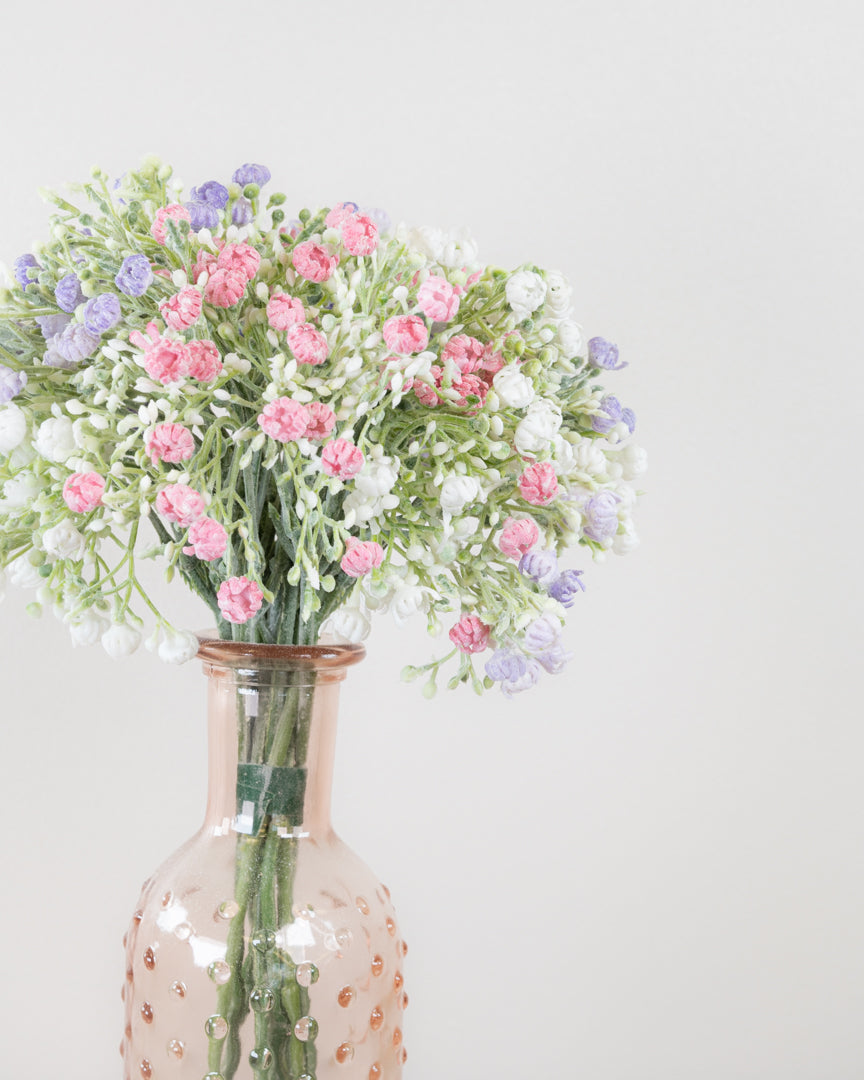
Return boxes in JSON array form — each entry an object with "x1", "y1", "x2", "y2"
[{"x1": 122, "y1": 638, "x2": 407, "y2": 1080}]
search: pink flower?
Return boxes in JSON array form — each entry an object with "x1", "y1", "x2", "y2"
[
  {"x1": 204, "y1": 268, "x2": 247, "y2": 307},
  {"x1": 325, "y1": 202, "x2": 358, "y2": 228},
  {"x1": 414, "y1": 366, "x2": 443, "y2": 407},
  {"x1": 143, "y1": 338, "x2": 190, "y2": 384},
  {"x1": 341, "y1": 214, "x2": 379, "y2": 256},
  {"x1": 304, "y1": 401, "x2": 336, "y2": 441},
  {"x1": 292, "y1": 241, "x2": 339, "y2": 283},
  {"x1": 417, "y1": 276, "x2": 459, "y2": 322},
  {"x1": 192, "y1": 248, "x2": 218, "y2": 283},
  {"x1": 383, "y1": 315, "x2": 429, "y2": 354},
  {"x1": 321, "y1": 437, "x2": 364, "y2": 479},
  {"x1": 155, "y1": 484, "x2": 206, "y2": 526},
  {"x1": 286, "y1": 323, "x2": 329, "y2": 366},
  {"x1": 498, "y1": 517, "x2": 540, "y2": 559},
  {"x1": 151, "y1": 204, "x2": 192, "y2": 245},
  {"x1": 146, "y1": 422, "x2": 195, "y2": 465},
  {"x1": 452, "y1": 372, "x2": 488, "y2": 412},
  {"x1": 217, "y1": 242, "x2": 261, "y2": 281},
  {"x1": 480, "y1": 344, "x2": 506, "y2": 377},
  {"x1": 186, "y1": 339, "x2": 223, "y2": 382},
  {"x1": 449, "y1": 614, "x2": 491, "y2": 654},
  {"x1": 258, "y1": 397, "x2": 311, "y2": 443},
  {"x1": 341, "y1": 538, "x2": 384, "y2": 577},
  {"x1": 217, "y1": 576, "x2": 264, "y2": 624},
  {"x1": 160, "y1": 287, "x2": 202, "y2": 331},
  {"x1": 183, "y1": 516, "x2": 228, "y2": 561},
  {"x1": 442, "y1": 334, "x2": 484, "y2": 373},
  {"x1": 63, "y1": 472, "x2": 105, "y2": 514},
  {"x1": 129, "y1": 321, "x2": 161, "y2": 350},
  {"x1": 518, "y1": 462, "x2": 559, "y2": 506},
  {"x1": 266, "y1": 292, "x2": 305, "y2": 331}
]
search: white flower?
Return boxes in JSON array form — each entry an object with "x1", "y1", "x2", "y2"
[
  {"x1": 399, "y1": 225, "x2": 445, "y2": 261},
  {"x1": 67, "y1": 610, "x2": 108, "y2": 648},
  {"x1": 514, "y1": 399, "x2": 562, "y2": 455},
  {"x1": 43, "y1": 520, "x2": 86, "y2": 561},
  {"x1": 452, "y1": 515, "x2": 481, "y2": 542},
  {"x1": 613, "y1": 442, "x2": 648, "y2": 481},
  {"x1": 612, "y1": 518, "x2": 640, "y2": 555},
  {"x1": 0, "y1": 403, "x2": 27, "y2": 453},
  {"x1": 544, "y1": 271, "x2": 573, "y2": 318},
  {"x1": 102, "y1": 622, "x2": 142, "y2": 659},
  {"x1": 568, "y1": 437, "x2": 610, "y2": 480},
  {"x1": 342, "y1": 489, "x2": 379, "y2": 525},
  {"x1": 493, "y1": 366, "x2": 535, "y2": 410},
  {"x1": 440, "y1": 475, "x2": 483, "y2": 515},
  {"x1": 8, "y1": 553, "x2": 44, "y2": 589},
  {"x1": 505, "y1": 270, "x2": 547, "y2": 321},
  {"x1": 34, "y1": 415, "x2": 76, "y2": 462},
  {"x1": 551, "y1": 435, "x2": 578, "y2": 475},
  {"x1": 439, "y1": 228, "x2": 480, "y2": 268},
  {"x1": 555, "y1": 319, "x2": 585, "y2": 359},
  {"x1": 354, "y1": 460, "x2": 399, "y2": 499},
  {"x1": 2, "y1": 471, "x2": 42, "y2": 509},
  {"x1": 158, "y1": 628, "x2": 199, "y2": 665},
  {"x1": 320, "y1": 606, "x2": 370, "y2": 643},
  {"x1": 391, "y1": 584, "x2": 429, "y2": 625}
]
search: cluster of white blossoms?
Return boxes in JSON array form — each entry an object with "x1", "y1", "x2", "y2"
[{"x1": 0, "y1": 158, "x2": 644, "y2": 693}]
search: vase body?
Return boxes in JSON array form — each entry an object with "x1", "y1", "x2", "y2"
[{"x1": 122, "y1": 639, "x2": 407, "y2": 1080}]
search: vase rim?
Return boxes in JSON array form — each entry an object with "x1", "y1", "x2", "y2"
[{"x1": 195, "y1": 632, "x2": 366, "y2": 670}]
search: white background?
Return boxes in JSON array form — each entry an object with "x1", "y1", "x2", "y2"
[{"x1": 0, "y1": 1, "x2": 862, "y2": 1077}]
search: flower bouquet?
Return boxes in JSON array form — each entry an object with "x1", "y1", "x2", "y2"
[{"x1": 0, "y1": 157, "x2": 644, "y2": 1077}]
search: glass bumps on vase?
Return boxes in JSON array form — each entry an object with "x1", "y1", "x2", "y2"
[{"x1": 121, "y1": 639, "x2": 408, "y2": 1080}]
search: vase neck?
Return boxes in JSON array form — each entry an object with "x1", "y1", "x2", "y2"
[{"x1": 197, "y1": 637, "x2": 364, "y2": 837}]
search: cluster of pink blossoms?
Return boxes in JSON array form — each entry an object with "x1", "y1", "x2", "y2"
[
  {"x1": 258, "y1": 397, "x2": 336, "y2": 444},
  {"x1": 193, "y1": 242, "x2": 261, "y2": 308},
  {"x1": 324, "y1": 202, "x2": 379, "y2": 257},
  {"x1": 131, "y1": 322, "x2": 222, "y2": 385},
  {"x1": 155, "y1": 484, "x2": 227, "y2": 560}
]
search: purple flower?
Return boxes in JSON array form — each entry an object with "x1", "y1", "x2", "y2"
[
  {"x1": 185, "y1": 200, "x2": 219, "y2": 231},
  {"x1": 232, "y1": 163, "x2": 271, "y2": 187},
  {"x1": 485, "y1": 649, "x2": 525, "y2": 683},
  {"x1": 591, "y1": 395, "x2": 622, "y2": 434},
  {"x1": 518, "y1": 549, "x2": 558, "y2": 587},
  {"x1": 53, "y1": 323, "x2": 100, "y2": 365},
  {"x1": 548, "y1": 569, "x2": 585, "y2": 608},
  {"x1": 485, "y1": 649, "x2": 543, "y2": 698},
  {"x1": 55, "y1": 273, "x2": 85, "y2": 313},
  {"x1": 588, "y1": 336, "x2": 627, "y2": 371},
  {"x1": 13, "y1": 254, "x2": 40, "y2": 289},
  {"x1": 582, "y1": 491, "x2": 621, "y2": 543},
  {"x1": 83, "y1": 293, "x2": 122, "y2": 335},
  {"x1": 190, "y1": 181, "x2": 229, "y2": 209},
  {"x1": 534, "y1": 644, "x2": 572, "y2": 675},
  {"x1": 592, "y1": 394, "x2": 636, "y2": 435},
  {"x1": 232, "y1": 197, "x2": 254, "y2": 226},
  {"x1": 115, "y1": 254, "x2": 153, "y2": 297},
  {"x1": 0, "y1": 364, "x2": 27, "y2": 404},
  {"x1": 36, "y1": 313, "x2": 71, "y2": 341},
  {"x1": 522, "y1": 613, "x2": 563, "y2": 653}
]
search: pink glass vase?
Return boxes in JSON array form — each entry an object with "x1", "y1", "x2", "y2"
[{"x1": 122, "y1": 638, "x2": 408, "y2": 1080}]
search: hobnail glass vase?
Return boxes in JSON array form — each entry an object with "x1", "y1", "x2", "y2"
[{"x1": 122, "y1": 637, "x2": 408, "y2": 1080}]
